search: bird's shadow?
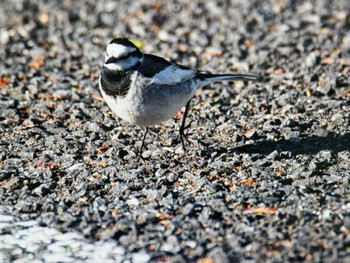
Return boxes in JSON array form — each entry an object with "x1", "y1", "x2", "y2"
[{"x1": 234, "y1": 132, "x2": 350, "y2": 156}]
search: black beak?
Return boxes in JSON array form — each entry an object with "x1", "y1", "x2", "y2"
[{"x1": 106, "y1": 57, "x2": 120, "y2": 64}]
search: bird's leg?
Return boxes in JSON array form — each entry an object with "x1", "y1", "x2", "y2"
[
  {"x1": 179, "y1": 99, "x2": 193, "y2": 150},
  {"x1": 139, "y1": 127, "x2": 149, "y2": 155}
]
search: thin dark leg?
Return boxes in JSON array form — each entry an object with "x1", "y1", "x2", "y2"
[
  {"x1": 139, "y1": 127, "x2": 149, "y2": 155},
  {"x1": 179, "y1": 99, "x2": 192, "y2": 150}
]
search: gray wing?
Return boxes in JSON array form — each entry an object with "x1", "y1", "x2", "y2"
[{"x1": 139, "y1": 54, "x2": 197, "y2": 85}]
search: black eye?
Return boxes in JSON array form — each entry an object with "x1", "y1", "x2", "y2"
[
  {"x1": 105, "y1": 49, "x2": 142, "y2": 64},
  {"x1": 106, "y1": 52, "x2": 134, "y2": 64},
  {"x1": 124, "y1": 53, "x2": 132, "y2": 59}
]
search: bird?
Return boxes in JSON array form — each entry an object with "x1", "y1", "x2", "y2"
[{"x1": 99, "y1": 37, "x2": 263, "y2": 153}]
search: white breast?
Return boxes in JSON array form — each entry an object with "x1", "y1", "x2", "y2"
[{"x1": 99, "y1": 75, "x2": 197, "y2": 127}]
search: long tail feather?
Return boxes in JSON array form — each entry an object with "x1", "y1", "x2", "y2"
[{"x1": 196, "y1": 73, "x2": 264, "y2": 87}]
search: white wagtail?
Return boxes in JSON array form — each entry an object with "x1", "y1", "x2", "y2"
[{"x1": 99, "y1": 38, "x2": 263, "y2": 153}]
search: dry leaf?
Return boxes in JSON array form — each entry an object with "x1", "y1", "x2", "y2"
[
  {"x1": 240, "y1": 179, "x2": 257, "y2": 187},
  {"x1": 276, "y1": 170, "x2": 284, "y2": 176},
  {"x1": 244, "y1": 39, "x2": 254, "y2": 48},
  {"x1": 151, "y1": 3, "x2": 161, "y2": 11},
  {"x1": 97, "y1": 145, "x2": 109, "y2": 153},
  {"x1": 19, "y1": 108, "x2": 30, "y2": 114},
  {"x1": 157, "y1": 213, "x2": 172, "y2": 220},
  {"x1": 94, "y1": 96, "x2": 105, "y2": 102},
  {"x1": 173, "y1": 109, "x2": 183, "y2": 120},
  {"x1": 173, "y1": 113, "x2": 182, "y2": 120},
  {"x1": 21, "y1": 124, "x2": 35, "y2": 130},
  {"x1": 321, "y1": 57, "x2": 335, "y2": 65},
  {"x1": 243, "y1": 207, "x2": 277, "y2": 215},
  {"x1": 112, "y1": 209, "x2": 121, "y2": 218},
  {"x1": 97, "y1": 162, "x2": 108, "y2": 167},
  {"x1": 202, "y1": 48, "x2": 223, "y2": 60},
  {"x1": 28, "y1": 54, "x2": 45, "y2": 69},
  {"x1": 41, "y1": 93, "x2": 53, "y2": 100},
  {"x1": 274, "y1": 68, "x2": 284, "y2": 75},
  {"x1": 197, "y1": 259, "x2": 214, "y2": 263},
  {"x1": 0, "y1": 76, "x2": 10, "y2": 88}
]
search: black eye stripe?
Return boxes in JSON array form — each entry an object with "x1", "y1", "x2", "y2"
[{"x1": 106, "y1": 50, "x2": 142, "y2": 64}]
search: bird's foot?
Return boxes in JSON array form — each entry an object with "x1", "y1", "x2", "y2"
[{"x1": 179, "y1": 120, "x2": 194, "y2": 150}]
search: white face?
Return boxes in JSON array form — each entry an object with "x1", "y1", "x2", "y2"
[
  {"x1": 105, "y1": 43, "x2": 134, "y2": 62},
  {"x1": 104, "y1": 43, "x2": 142, "y2": 71}
]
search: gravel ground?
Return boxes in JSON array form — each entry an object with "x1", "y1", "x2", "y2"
[
  {"x1": 1, "y1": 0, "x2": 350, "y2": 262},
  {"x1": 0, "y1": 205, "x2": 150, "y2": 263}
]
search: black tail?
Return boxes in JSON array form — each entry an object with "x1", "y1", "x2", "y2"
[{"x1": 196, "y1": 72, "x2": 265, "y2": 87}]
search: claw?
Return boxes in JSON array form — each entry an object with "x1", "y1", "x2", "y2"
[{"x1": 179, "y1": 122, "x2": 193, "y2": 150}]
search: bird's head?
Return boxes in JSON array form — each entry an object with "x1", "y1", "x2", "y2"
[{"x1": 104, "y1": 38, "x2": 143, "y2": 71}]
